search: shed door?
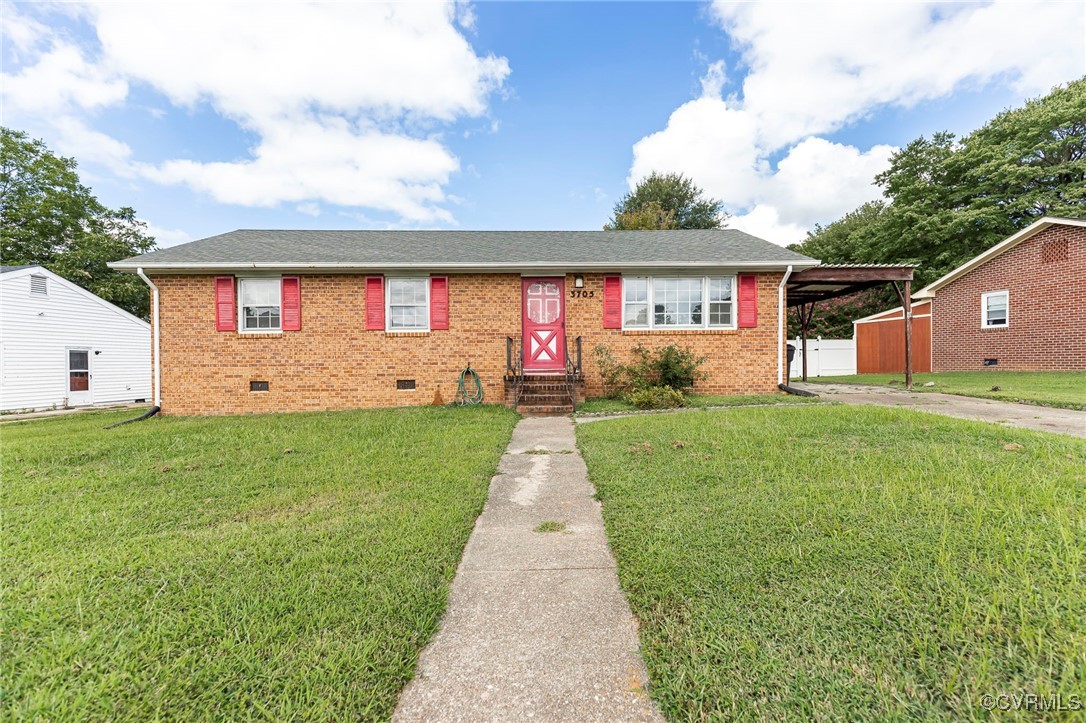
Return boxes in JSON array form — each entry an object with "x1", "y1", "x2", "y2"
[
  {"x1": 522, "y1": 278, "x2": 566, "y2": 372},
  {"x1": 67, "y1": 349, "x2": 92, "y2": 406}
]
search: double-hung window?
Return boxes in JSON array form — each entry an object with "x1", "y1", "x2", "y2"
[
  {"x1": 239, "y1": 278, "x2": 281, "y2": 331},
  {"x1": 982, "y1": 290, "x2": 1008, "y2": 328},
  {"x1": 623, "y1": 276, "x2": 735, "y2": 330},
  {"x1": 387, "y1": 278, "x2": 429, "y2": 331}
]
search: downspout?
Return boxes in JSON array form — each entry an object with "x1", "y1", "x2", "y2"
[
  {"x1": 777, "y1": 265, "x2": 818, "y2": 397},
  {"x1": 776, "y1": 265, "x2": 793, "y2": 385},
  {"x1": 105, "y1": 267, "x2": 162, "y2": 428}
]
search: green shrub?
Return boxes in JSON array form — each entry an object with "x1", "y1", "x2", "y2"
[
  {"x1": 595, "y1": 344, "x2": 708, "y2": 398},
  {"x1": 593, "y1": 344, "x2": 629, "y2": 398},
  {"x1": 643, "y1": 344, "x2": 707, "y2": 390},
  {"x1": 626, "y1": 385, "x2": 686, "y2": 410}
]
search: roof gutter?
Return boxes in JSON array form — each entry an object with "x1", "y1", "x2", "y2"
[
  {"x1": 109, "y1": 260, "x2": 821, "y2": 274},
  {"x1": 136, "y1": 267, "x2": 162, "y2": 407}
]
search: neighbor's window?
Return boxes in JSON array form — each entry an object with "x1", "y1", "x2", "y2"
[
  {"x1": 622, "y1": 276, "x2": 735, "y2": 330},
  {"x1": 239, "y1": 278, "x2": 281, "y2": 331},
  {"x1": 982, "y1": 290, "x2": 1008, "y2": 328},
  {"x1": 387, "y1": 278, "x2": 429, "y2": 330}
]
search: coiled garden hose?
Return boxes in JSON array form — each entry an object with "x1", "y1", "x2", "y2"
[{"x1": 455, "y1": 365, "x2": 484, "y2": 405}]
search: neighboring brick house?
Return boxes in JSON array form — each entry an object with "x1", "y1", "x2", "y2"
[
  {"x1": 854, "y1": 217, "x2": 1085, "y2": 373},
  {"x1": 111, "y1": 230, "x2": 817, "y2": 415}
]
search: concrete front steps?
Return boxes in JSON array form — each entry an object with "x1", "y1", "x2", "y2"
[{"x1": 506, "y1": 374, "x2": 584, "y2": 415}]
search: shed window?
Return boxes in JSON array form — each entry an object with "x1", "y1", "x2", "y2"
[
  {"x1": 239, "y1": 278, "x2": 281, "y2": 331},
  {"x1": 982, "y1": 290, "x2": 1008, "y2": 328},
  {"x1": 30, "y1": 274, "x2": 47, "y2": 295},
  {"x1": 387, "y1": 278, "x2": 429, "y2": 331},
  {"x1": 623, "y1": 276, "x2": 735, "y2": 330}
]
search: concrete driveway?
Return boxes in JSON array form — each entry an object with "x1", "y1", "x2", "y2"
[{"x1": 796, "y1": 383, "x2": 1086, "y2": 438}]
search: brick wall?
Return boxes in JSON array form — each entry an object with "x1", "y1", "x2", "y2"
[
  {"x1": 931, "y1": 224, "x2": 1085, "y2": 371},
  {"x1": 152, "y1": 271, "x2": 785, "y2": 415}
]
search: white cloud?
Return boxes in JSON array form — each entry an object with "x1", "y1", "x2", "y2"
[
  {"x1": 139, "y1": 117, "x2": 460, "y2": 223},
  {"x1": 1, "y1": 42, "x2": 127, "y2": 116},
  {"x1": 2, "y1": 2, "x2": 510, "y2": 224},
  {"x1": 142, "y1": 223, "x2": 193, "y2": 249},
  {"x1": 629, "y1": 0, "x2": 1086, "y2": 244},
  {"x1": 729, "y1": 206, "x2": 809, "y2": 248},
  {"x1": 49, "y1": 116, "x2": 133, "y2": 172},
  {"x1": 699, "y1": 60, "x2": 727, "y2": 98},
  {"x1": 631, "y1": 97, "x2": 766, "y2": 210},
  {"x1": 766, "y1": 138, "x2": 896, "y2": 228},
  {"x1": 712, "y1": 0, "x2": 1085, "y2": 148}
]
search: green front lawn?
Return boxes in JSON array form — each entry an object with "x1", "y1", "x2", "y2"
[
  {"x1": 576, "y1": 393, "x2": 825, "y2": 415},
  {"x1": 3, "y1": 406, "x2": 517, "y2": 720},
  {"x1": 804, "y1": 370, "x2": 1086, "y2": 410},
  {"x1": 577, "y1": 406, "x2": 1086, "y2": 720}
]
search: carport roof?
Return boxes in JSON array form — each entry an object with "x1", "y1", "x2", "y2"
[{"x1": 786, "y1": 264, "x2": 914, "y2": 306}]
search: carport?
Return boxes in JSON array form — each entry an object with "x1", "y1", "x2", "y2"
[{"x1": 786, "y1": 264, "x2": 917, "y2": 387}]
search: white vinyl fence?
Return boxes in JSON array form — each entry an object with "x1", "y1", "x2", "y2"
[{"x1": 788, "y1": 337, "x2": 856, "y2": 378}]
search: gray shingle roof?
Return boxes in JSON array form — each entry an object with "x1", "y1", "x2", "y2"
[
  {"x1": 112, "y1": 229, "x2": 817, "y2": 271},
  {"x1": 0, "y1": 264, "x2": 38, "y2": 274}
]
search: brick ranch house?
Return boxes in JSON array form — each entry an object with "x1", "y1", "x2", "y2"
[
  {"x1": 111, "y1": 229, "x2": 819, "y2": 415},
  {"x1": 853, "y1": 217, "x2": 1085, "y2": 373}
]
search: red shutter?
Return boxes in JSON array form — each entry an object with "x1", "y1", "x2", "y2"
[
  {"x1": 430, "y1": 275, "x2": 449, "y2": 330},
  {"x1": 603, "y1": 275, "x2": 622, "y2": 329},
  {"x1": 737, "y1": 273, "x2": 758, "y2": 328},
  {"x1": 281, "y1": 276, "x2": 301, "y2": 331},
  {"x1": 215, "y1": 276, "x2": 235, "y2": 331},
  {"x1": 365, "y1": 276, "x2": 385, "y2": 330}
]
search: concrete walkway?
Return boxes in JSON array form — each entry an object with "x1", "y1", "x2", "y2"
[
  {"x1": 394, "y1": 417, "x2": 662, "y2": 722},
  {"x1": 796, "y1": 383, "x2": 1085, "y2": 438}
]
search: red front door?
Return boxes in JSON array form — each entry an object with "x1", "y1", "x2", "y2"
[{"x1": 522, "y1": 278, "x2": 566, "y2": 372}]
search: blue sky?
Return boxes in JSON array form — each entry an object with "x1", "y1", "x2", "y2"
[{"x1": 3, "y1": 1, "x2": 1083, "y2": 247}]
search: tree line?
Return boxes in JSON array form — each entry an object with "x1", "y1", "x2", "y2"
[
  {"x1": 605, "y1": 79, "x2": 1084, "y2": 337},
  {"x1": 1, "y1": 128, "x2": 156, "y2": 318}
]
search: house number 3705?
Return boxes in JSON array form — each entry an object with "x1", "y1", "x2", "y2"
[{"x1": 569, "y1": 290, "x2": 595, "y2": 298}]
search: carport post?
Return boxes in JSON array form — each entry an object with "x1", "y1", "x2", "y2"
[
  {"x1": 798, "y1": 302, "x2": 816, "y2": 382},
  {"x1": 892, "y1": 280, "x2": 914, "y2": 389}
]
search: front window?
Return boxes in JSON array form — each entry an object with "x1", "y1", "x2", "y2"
[
  {"x1": 239, "y1": 278, "x2": 281, "y2": 331},
  {"x1": 623, "y1": 276, "x2": 735, "y2": 330},
  {"x1": 982, "y1": 291, "x2": 1008, "y2": 328},
  {"x1": 654, "y1": 278, "x2": 703, "y2": 327},
  {"x1": 623, "y1": 278, "x2": 649, "y2": 328},
  {"x1": 387, "y1": 278, "x2": 429, "y2": 330},
  {"x1": 708, "y1": 277, "x2": 733, "y2": 326}
]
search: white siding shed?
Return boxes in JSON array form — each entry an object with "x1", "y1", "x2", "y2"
[{"x1": 1, "y1": 266, "x2": 151, "y2": 411}]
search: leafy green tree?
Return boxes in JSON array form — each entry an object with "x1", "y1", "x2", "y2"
[
  {"x1": 605, "y1": 200, "x2": 678, "y2": 230},
  {"x1": 606, "y1": 172, "x2": 726, "y2": 229},
  {"x1": 790, "y1": 201, "x2": 890, "y2": 265},
  {"x1": 1, "y1": 128, "x2": 156, "y2": 318},
  {"x1": 789, "y1": 78, "x2": 1086, "y2": 335}
]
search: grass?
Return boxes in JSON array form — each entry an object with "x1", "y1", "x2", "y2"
[
  {"x1": 576, "y1": 392, "x2": 826, "y2": 415},
  {"x1": 3, "y1": 405, "x2": 517, "y2": 721},
  {"x1": 803, "y1": 371, "x2": 1086, "y2": 410},
  {"x1": 534, "y1": 521, "x2": 567, "y2": 533},
  {"x1": 576, "y1": 406, "x2": 1086, "y2": 721}
]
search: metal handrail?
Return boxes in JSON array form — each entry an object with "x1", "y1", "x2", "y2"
[
  {"x1": 506, "y1": 336, "x2": 524, "y2": 408},
  {"x1": 563, "y1": 336, "x2": 583, "y2": 412}
]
